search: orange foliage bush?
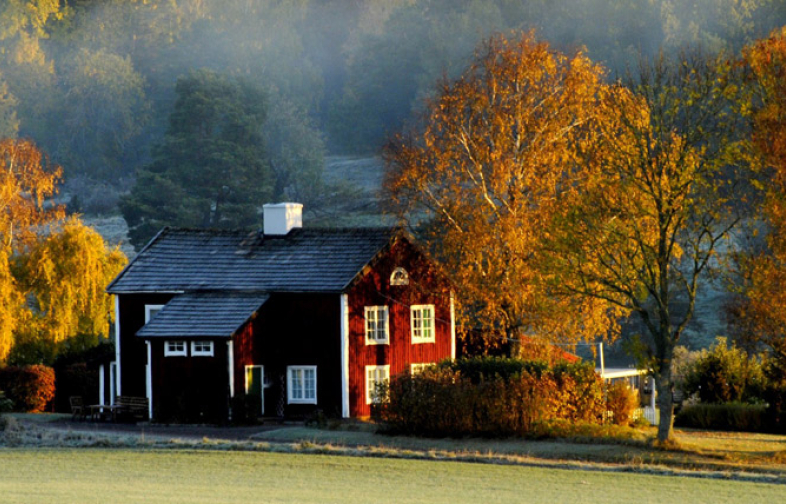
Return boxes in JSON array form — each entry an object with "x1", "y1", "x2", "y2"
[
  {"x1": 606, "y1": 381, "x2": 639, "y2": 426},
  {"x1": 0, "y1": 365, "x2": 56, "y2": 412}
]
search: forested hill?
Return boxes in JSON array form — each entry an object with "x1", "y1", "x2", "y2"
[{"x1": 1, "y1": 1, "x2": 783, "y2": 204}]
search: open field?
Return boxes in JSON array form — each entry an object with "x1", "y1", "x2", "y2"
[{"x1": 0, "y1": 447, "x2": 784, "y2": 504}]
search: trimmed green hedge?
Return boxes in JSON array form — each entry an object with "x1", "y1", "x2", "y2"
[{"x1": 675, "y1": 402, "x2": 767, "y2": 432}]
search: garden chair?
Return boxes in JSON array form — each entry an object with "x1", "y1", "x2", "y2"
[{"x1": 69, "y1": 396, "x2": 87, "y2": 421}]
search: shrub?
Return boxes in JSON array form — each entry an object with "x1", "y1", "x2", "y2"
[
  {"x1": 606, "y1": 381, "x2": 639, "y2": 426},
  {"x1": 439, "y1": 356, "x2": 549, "y2": 382},
  {"x1": 0, "y1": 391, "x2": 13, "y2": 413},
  {"x1": 682, "y1": 338, "x2": 766, "y2": 404},
  {"x1": 674, "y1": 402, "x2": 767, "y2": 431},
  {"x1": 378, "y1": 358, "x2": 606, "y2": 437},
  {"x1": 231, "y1": 393, "x2": 262, "y2": 425},
  {"x1": 762, "y1": 359, "x2": 786, "y2": 432},
  {"x1": 0, "y1": 365, "x2": 56, "y2": 412}
]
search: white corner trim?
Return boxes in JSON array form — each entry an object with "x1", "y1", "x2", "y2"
[
  {"x1": 450, "y1": 291, "x2": 456, "y2": 360},
  {"x1": 145, "y1": 341, "x2": 153, "y2": 420},
  {"x1": 114, "y1": 296, "x2": 121, "y2": 396},
  {"x1": 227, "y1": 341, "x2": 235, "y2": 399},
  {"x1": 340, "y1": 294, "x2": 350, "y2": 418}
]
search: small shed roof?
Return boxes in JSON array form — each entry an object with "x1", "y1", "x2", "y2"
[
  {"x1": 136, "y1": 292, "x2": 270, "y2": 339},
  {"x1": 107, "y1": 227, "x2": 399, "y2": 294}
]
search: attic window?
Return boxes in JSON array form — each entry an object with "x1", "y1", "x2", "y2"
[{"x1": 390, "y1": 267, "x2": 409, "y2": 286}]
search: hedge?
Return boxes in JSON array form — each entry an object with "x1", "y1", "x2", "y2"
[
  {"x1": 675, "y1": 402, "x2": 767, "y2": 432},
  {"x1": 376, "y1": 359, "x2": 605, "y2": 437},
  {"x1": 0, "y1": 365, "x2": 56, "y2": 412}
]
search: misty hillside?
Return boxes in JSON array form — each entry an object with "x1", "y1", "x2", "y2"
[
  {"x1": 3, "y1": 0, "x2": 777, "y2": 354},
  {"x1": 86, "y1": 156, "x2": 391, "y2": 256}
]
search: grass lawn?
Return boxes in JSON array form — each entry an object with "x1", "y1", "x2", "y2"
[{"x1": 0, "y1": 447, "x2": 784, "y2": 504}]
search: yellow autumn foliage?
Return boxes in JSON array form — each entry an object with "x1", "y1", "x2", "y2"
[{"x1": 20, "y1": 217, "x2": 127, "y2": 345}]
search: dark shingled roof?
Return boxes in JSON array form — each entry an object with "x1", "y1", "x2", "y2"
[
  {"x1": 107, "y1": 227, "x2": 399, "y2": 294},
  {"x1": 136, "y1": 292, "x2": 270, "y2": 339}
]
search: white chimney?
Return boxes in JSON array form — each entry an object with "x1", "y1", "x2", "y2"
[{"x1": 263, "y1": 202, "x2": 303, "y2": 235}]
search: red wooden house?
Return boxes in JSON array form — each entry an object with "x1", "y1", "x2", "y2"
[{"x1": 106, "y1": 203, "x2": 455, "y2": 422}]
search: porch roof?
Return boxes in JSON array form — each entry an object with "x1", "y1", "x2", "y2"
[{"x1": 136, "y1": 292, "x2": 270, "y2": 339}]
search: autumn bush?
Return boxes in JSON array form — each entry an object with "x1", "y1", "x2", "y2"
[
  {"x1": 0, "y1": 390, "x2": 13, "y2": 413},
  {"x1": 682, "y1": 338, "x2": 766, "y2": 404},
  {"x1": 605, "y1": 381, "x2": 639, "y2": 426},
  {"x1": 376, "y1": 359, "x2": 605, "y2": 437},
  {"x1": 0, "y1": 365, "x2": 56, "y2": 412}
]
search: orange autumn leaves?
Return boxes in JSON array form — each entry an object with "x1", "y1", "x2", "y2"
[
  {"x1": 385, "y1": 33, "x2": 630, "y2": 348},
  {"x1": 738, "y1": 28, "x2": 786, "y2": 351}
]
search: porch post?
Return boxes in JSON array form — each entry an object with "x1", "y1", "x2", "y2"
[
  {"x1": 115, "y1": 296, "x2": 122, "y2": 396},
  {"x1": 227, "y1": 340, "x2": 235, "y2": 398},
  {"x1": 340, "y1": 294, "x2": 350, "y2": 418},
  {"x1": 145, "y1": 341, "x2": 152, "y2": 420}
]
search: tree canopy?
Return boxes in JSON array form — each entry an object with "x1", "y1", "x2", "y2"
[
  {"x1": 121, "y1": 69, "x2": 272, "y2": 248},
  {"x1": 0, "y1": 139, "x2": 125, "y2": 364},
  {"x1": 385, "y1": 33, "x2": 625, "y2": 353},
  {"x1": 548, "y1": 50, "x2": 755, "y2": 442},
  {"x1": 730, "y1": 27, "x2": 786, "y2": 362}
]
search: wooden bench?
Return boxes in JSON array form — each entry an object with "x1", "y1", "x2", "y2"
[
  {"x1": 92, "y1": 396, "x2": 149, "y2": 422},
  {"x1": 114, "y1": 396, "x2": 149, "y2": 421}
]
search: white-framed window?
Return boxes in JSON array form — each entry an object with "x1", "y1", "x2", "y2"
[
  {"x1": 410, "y1": 363, "x2": 433, "y2": 375},
  {"x1": 164, "y1": 340, "x2": 187, "y2": 357},
  {"x1": 145, "y1": 304, "x2": 165, "y2": 324},
  {"x1": 366, "y1": 365, "x2": 390, "y2": 404},
  {"x1": 411, "y1": 305, "x2": 435, "y2": 343},
  {"x1": 390, "y1": 267, "x2": 409, "y2": 286},
  {"x1": 287, "y1": 366, "x2": 317, "y2": 404},
  {"x1": 365, "y1": 306, "x2": 389, "y2": 345},
  {"x1": 191, "y1": 341, "x2": 214, "y2": 357}
]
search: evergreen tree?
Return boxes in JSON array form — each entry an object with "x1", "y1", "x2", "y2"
[{"x1": 121, "y1": 69, "x2": 272, "y2": 248}]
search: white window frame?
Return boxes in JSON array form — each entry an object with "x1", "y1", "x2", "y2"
[
  {"x1": 191, "y1": 340, "x2": 214, "y2": 357},
  {"x1": 287, "y1": 366, "x2": 317, "y2": 405},
  {"x1": 364, "y1": 306, "x2": 389, "y2": 345},
  {"x1": 410, "y1": 363, "x2": 433, "y2": 375},
  {"x1": 365, "y1": 365, "x2": 390, "y2": 405},
  {"x1": 164, "y1": 340, "x2": 187, "y2": 357},
  {"x1": 410, "y1": 304, "x2": 435, "y2": 343},
  {"x1": 145, "y1": 304, "x2": 165, "y2": 324}
]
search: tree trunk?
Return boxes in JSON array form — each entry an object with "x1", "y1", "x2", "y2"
[{"x1": 655, "y1": 366, "x2": 675, "y2": 443}]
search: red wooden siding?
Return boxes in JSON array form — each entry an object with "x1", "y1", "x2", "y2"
[
  {"x1": 348, "y1": 239, "x2": 452, "y2": 417},
  {"x1": 231, "y1": 293, "x2": 342, "y2": 418}
]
